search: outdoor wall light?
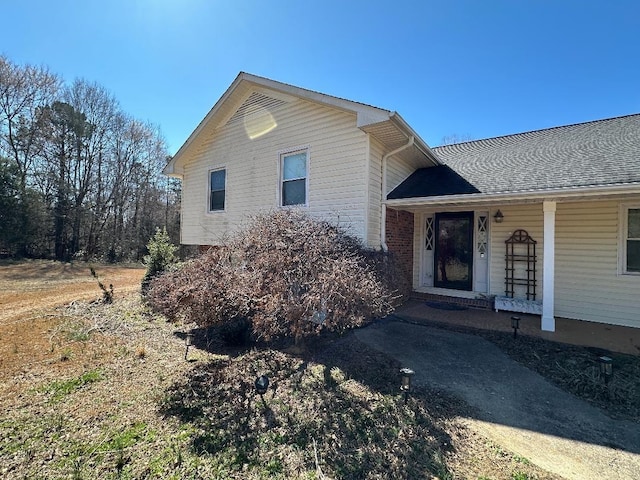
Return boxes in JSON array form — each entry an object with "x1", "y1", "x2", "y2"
[
  {"x1": 511, "y1": 316, "x2": 521, "y2": 339},
  {"x1": 399, "y1": 368, "x2": 415, "y2": 404},
  {"x1": 494, "y1": 210, "x2": 504, "y2": 223},
  {"x1": 184, "y1": 331, "x2": 195, "y2": 361},
  {"x1": 598, "y1": 356, "x2": 613, "y2": 385},
  {"x1": 255, "y1": 375, "x2": 270, "y2": 396}
]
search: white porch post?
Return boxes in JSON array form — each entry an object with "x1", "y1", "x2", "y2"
[{"x1": 542, "y1": 201, "x2": 556, "y2": 331}]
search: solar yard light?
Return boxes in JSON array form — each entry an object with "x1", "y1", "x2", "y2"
[
  {"x1": 511, "y1": 316, "x2": 521, "y2": 339},
  {"x1": 399, "y1": 368, "x2": 415, "y2": 404},
  {"x1": 184, "y1": 331, "x2": 195, "y2": 361},
  {"x1": 598, "y1": 356, "x2": 613, "y2": 385},
  {"x1": 255, "y1": 374, "x2": 269, "y2": 398}
]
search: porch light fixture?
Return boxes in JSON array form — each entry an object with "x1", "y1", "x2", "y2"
[
  {"x1": 598, "y1": 356, "x2": 613, "y2": 385},
  {"x1": 399, "y1": 368, "x2": 415, "y2": 404},
  {"x1": 494, "y1": 210, "x2": 504, "y2": 223},
  {"x1": 184, "y1": 331, "x2": 195, "y2": 361},
  {"x1": 511, "y1": 316, "x2": 520, "y2": 339}
]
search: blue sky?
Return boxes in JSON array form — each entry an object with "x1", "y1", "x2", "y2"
[{"x1": 2, "y1": 1, "x2": 639, "y2": 154}]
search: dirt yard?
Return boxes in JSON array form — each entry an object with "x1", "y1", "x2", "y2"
[{"x1": 0, "y1": 261, "x2": 144, "y2": 380}]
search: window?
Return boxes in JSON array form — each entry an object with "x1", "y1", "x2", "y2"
[
  {"x1": 625, "y1": 206, "x2": 640, "y2": 273},
  {"x1": 209, "y1": 168, "x2": 226, "y2": 211},
  {"x1": 281, "y1": 150, "x2": 307, "y2": 206}
]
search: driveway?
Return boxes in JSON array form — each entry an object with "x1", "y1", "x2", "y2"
[{"x1": 355, "y1": 319, "x2": 640, "y2": 480}]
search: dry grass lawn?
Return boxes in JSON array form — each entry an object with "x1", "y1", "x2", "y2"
[{"x1": 0, "y1": 260, "x2": 563, "y2": 479}]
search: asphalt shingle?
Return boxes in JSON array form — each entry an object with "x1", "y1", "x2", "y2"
[{"x1": 390, "y1": 114, "x2": 640, "y2": 199}]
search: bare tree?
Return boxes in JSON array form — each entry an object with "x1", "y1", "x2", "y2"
[
  {"x1": 439, "y1": 133, "x2": 474, "y2": 146},
  {"x1": 0, "y1": 55, "x2": 175, "y2": 260},
  {"x1": 0, "y1": 55, "x2": 60, "y2": 189}
]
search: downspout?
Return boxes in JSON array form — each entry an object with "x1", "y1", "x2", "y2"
[{"x1": 381, "y1": 135, "x2": 414, "y2": 251}]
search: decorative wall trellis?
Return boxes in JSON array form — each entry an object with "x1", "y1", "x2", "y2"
[{"x1": 504, "y1": 229, "x2": 537, "y2": 300}]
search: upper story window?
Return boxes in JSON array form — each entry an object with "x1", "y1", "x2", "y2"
[
  {"x1": 281, "y1": 150, "x2": 307, "y2": 206},
  {"x1": 624, "y1": 206, "x2": 640, "y2": 274},
  {"x1": 209, "y1": 168, "x2": 226, "y2": 212}
]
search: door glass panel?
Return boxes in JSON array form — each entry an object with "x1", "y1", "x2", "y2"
[{"x1": 434, "y1": 213, "x2": 473, "y2": 291}]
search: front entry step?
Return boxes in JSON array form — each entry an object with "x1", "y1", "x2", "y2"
[{"x1": 411, "y1": 291, "x2": 492, "y2": 310}]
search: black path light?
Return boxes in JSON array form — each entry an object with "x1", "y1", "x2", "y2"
[
  {"x1": 511, "y1": 316, "x2": 521, "y2": 339},
  {"x1": 598, "y1": 356, "x2": 613, "y2": 385},
  {"x1": 184, "y1": 331, "x2": 195, "y2": 361},
  {"x1": 255, "y1": 374, "x2": 270, "y2": 404},
  {"x1": 399, "y1": 368, "x2": 415, "y2": 404}
]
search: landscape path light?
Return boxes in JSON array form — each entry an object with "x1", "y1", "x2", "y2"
[
  {"x1": 399, "y1": 367, "x2": 415, "y2": 404},
  {"x1": 598, "y1": 356, "x2": 613, "y2": 385},
  {"x1": 511, "y1": 316, "x2": 520, "y2": 339},
  {"x1": 255, "y1": 374, "x2": 270, "y2": 405},
  {"x1": 184, "y1": 331, "x2": 195, "y2": 361}
]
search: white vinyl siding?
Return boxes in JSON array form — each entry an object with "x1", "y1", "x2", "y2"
[
  {"x1": 386, "y1": 155, "x2": 418, "y2": 196},
  {"x1": 180, "y1": 97, "x2": 368, "y2": 245},
  {"x1": 488, "y1": 204, "x2": 544, "y2": 300},
  {"x1": 367, "y1": 137, "x2": 384, "y2": 247},
  {"x1": 555, "y1": 200, "x2": 640, "y2": 328},
  {"x1": 485, "y1": 199, "x2": 640, "y2": 328}
]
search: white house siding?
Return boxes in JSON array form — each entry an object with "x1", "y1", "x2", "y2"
[
  {"x1": 489, "y1": 204, "x2": 544, "y2": 300},
  {"x1": 555, "y1": 199, "x2": 640, "y2": 328},
  {"x1": 386, "y1": 155, "x2": 421, "y2": 195},
  {"x1": 180, "y1": 97, "x2": 369, "y2": 245},
  {"x1": 367, "y1": 137, "x2": 384, "y2": 248}
]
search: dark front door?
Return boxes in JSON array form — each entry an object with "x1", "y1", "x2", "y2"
[{"x1": 434, "y1": 212, "x2": 474, "y2": 291}]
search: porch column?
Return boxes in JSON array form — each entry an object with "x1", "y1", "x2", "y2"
[{"x1": 542, "y1": 201, "x2": 556, "y2": 332}]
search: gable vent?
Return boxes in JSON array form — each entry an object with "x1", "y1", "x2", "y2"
[{"x1": 226, "y1": 92, "x2": 286, "y2": 126}]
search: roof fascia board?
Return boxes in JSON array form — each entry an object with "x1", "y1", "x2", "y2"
[
  {"x1": 246, "y1": 73, "x2": 391, "y2": 120},
  {"x1": 384, "y1": 182, "x2": 640, "y2": 207},
  {"x1": 388, "y1": 113, "x2": 441, "y2": 166},
  {"x1": 163, "y1": 72, "x2": 248, "y2": 175}
]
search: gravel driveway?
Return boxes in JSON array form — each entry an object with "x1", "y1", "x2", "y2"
[{"x1": 355, "y1": 320, "x2": 640, "y2": 480}]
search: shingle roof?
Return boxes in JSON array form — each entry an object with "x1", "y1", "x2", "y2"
[{"x1": 390, "y1": 113, "x2": 640, "y2": 199}]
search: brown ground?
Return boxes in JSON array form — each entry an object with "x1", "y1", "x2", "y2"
[
  {"x1": 0, "y1": 261, "x2": 144, "y2": 380},
  {"x1": 0, "y1": 260, "x2": 563, "y2": 479}
]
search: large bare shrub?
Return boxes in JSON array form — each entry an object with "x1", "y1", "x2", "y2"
[{"x1": 147, "y1": 210, "x2": 396, "y2": 344}]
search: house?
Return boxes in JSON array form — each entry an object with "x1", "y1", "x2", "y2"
[{"x1": 163, "y1": 72, "x2": 640, "y2": 332}]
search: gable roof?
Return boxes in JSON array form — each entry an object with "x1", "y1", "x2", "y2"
[
  {"x1": 388, "y1": 113, "x2": 640, "y2": 201},
  {"x1": 164, "y1": 72, "x2": 440, "y2": 176}
]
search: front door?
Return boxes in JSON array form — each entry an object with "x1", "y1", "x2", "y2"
[{"x1": 434, "y1": 212, "x2": 474, "y2": 291}]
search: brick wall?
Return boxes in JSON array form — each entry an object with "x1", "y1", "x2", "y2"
[
  {"x1": 410, "y1": 291, "x2": 492, "y2": 310},
  {"x1": 385, "y1": 208, "x2": 414, "y2": 296},
  {"x1": 198, "y1": 245, "x2": 219, "y2": 254}
]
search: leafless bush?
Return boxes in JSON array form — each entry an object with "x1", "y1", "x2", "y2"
[{"x1": 147, "y1": 210, "x2": 397, "y2": 344}]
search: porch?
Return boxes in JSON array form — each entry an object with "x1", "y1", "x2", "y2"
[{"x1": 395, "y1": 299, "x2": 640, "y2": 355}]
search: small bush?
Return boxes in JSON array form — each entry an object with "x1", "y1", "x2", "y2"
[
  {"x1": 90, "y1": 267, "x2": 114, "y2": 304},
  {"x1": 147, "y1": 210, "x2": 396, "y2": 345},
  {"x1": 141, "y1": 227, "x2": 178, "y2": 295}
]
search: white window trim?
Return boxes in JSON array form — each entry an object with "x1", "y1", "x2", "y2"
[
  {"x1": 618, "y1": 203, "x2": 640, "y2": 275},
  {"x1": 277, "y1": 146, "x2": 309, "y2": 208},
  {"x1": 207, "y1": 166, "x2": 227, "y2": 214}
]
